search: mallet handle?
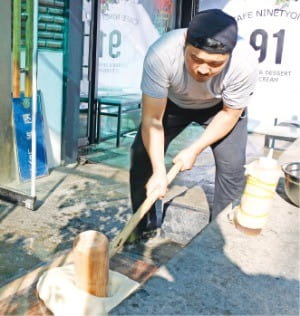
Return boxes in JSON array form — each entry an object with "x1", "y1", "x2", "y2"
[{"x1": 109, "y1": 162, "x2": 182, "y2": 258}]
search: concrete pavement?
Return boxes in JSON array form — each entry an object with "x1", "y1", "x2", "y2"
[{"x1": 0, "y1": 126, "x2": 298, "y2": 314}]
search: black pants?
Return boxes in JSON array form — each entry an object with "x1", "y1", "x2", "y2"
[{"x1": 130, "y1": 100, "x2": 248, "y2": 233}]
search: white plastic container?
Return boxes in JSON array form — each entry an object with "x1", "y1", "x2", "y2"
[{"x1": 235, "y1": 156, "x2": 281, "y2": 235}]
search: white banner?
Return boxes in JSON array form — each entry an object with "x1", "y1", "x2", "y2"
[
  {"x1": 98, "y1": 0, "x2": 175, "y2": 95},
  {"x1": 199, "y1": 0, "x2": 300, "y2": 125}
]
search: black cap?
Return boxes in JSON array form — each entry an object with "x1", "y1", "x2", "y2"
[{"x1": 186, "y1": 9, "x2": 238, "y2": 53}]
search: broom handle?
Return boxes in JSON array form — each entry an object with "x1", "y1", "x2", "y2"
[
  {"x1": 31, "y1": 0, "x2": 38, "y2": 198},
  {"x1": 109, "y1": 162, "x2": 182, "y2": 258}
]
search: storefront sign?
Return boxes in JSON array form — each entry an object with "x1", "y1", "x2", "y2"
[
  {"x1": 13, "y1": 92, "x2": 48, "y2": 181},
  {"x1": 199, "y1": 0, "x2": 300, "y2": 124}
]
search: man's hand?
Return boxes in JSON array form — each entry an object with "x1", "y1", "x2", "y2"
[
  {"x1": 145, "y1": 170, "x2": 168, "y2": 199},
  {"x1": 173, "y1": 147, "x2": 199, "y2": 171}
]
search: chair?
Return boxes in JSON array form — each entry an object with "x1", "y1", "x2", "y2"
[{"x1": 80, "y1": 94, "x2": 141, "y2": 147}]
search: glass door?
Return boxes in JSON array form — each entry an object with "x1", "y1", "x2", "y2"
[{"x1": 79, "y1": 0, "x2": 178, "y2": 146}]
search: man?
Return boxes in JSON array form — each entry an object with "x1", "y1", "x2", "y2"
[{"x1": 130, "y1": 9, "x2": 258, "y2": 238}]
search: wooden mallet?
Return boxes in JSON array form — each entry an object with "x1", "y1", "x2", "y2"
[{"x1": 72, "y1": 162, "x2": 182, "y2": 297}]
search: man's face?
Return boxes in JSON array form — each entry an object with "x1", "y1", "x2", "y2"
[{"x1": 184, "y1": 44, "x2": 230, "y2": 82}]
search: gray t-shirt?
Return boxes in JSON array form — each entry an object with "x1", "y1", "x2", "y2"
[{"x1": 141, "y1": 28, "x2": 258, "y2": 110}]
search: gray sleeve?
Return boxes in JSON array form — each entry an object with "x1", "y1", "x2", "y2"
[
  {"x1": 140, "y1": 48, "x2": 170, "y2": 98},
  {"x1": 222, "y1": 49, "x2": 259, "y2": 109}
]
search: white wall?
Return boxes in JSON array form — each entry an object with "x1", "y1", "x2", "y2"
[{"x1": 38, "y1": 51, "x2": 63, "y2": 168}]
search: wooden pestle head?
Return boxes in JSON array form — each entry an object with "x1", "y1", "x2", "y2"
[
  {"x1": 73, "y1": 230, "x2": 109, "y2": 251},
  {"x1": 73, "y1": 230, "x2": 109, "y2": 297}
]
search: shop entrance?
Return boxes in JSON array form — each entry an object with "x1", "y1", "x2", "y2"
[{"x1": 78, "y1": 0, "x2": 195, "y2": 148}]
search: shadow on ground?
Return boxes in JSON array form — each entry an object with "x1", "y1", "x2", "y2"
[
  {"x1": 54, "y1": 205, "x2": 131, "y2": 253},
  {"x1": 0, "y1": 233, "x2": 42, "y2": 287},
  {"x1": 112, "y1": 221, "x2": 299, "y2": 315},
  {"x1": 0, "y1": 203, "x2": 44, "y2": 287}
]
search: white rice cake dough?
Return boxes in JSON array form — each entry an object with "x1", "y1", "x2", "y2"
[{"x1": 37, "y1": 264, "x2": 139, "y2": 316}]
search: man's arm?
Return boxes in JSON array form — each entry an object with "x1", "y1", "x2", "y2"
[
  {"x1": 141, "y1": 93, "x2": 168, "y2": 198},
  {"x1": 173, "y1": 104, "x2": 244, "y2": 170}
]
